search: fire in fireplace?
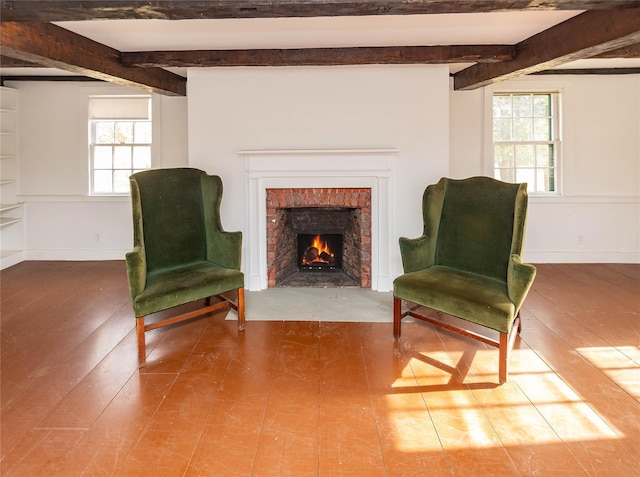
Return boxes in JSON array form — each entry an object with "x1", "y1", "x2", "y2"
[{"x1": 298, "y1": 233, "x2": 342, "y2": 271}]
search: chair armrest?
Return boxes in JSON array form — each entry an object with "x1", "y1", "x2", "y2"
[
  {"x1": 208, "y1": 230, "x2": 243, "y2": 270},
  {"x1": 125, "y1": 246, "x2": 147, "y2": 300},
  {"x1": 399, "y1": 235, "x2": 432, "y2": 273},
  {"x1": 507, "y1": 254, "x2": 537, "y2": 312}
]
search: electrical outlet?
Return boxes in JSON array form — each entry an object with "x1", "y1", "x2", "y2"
[
  {"x1": 577, "y1": 234, "x2": 584, "y2": 244},
  {"x1": 95, "y1": 233, "x2": 101, "y2": 243}
]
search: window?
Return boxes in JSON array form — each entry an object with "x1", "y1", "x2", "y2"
[
  {"x1": 492, "y1": 92, "x2": 560, "y2": 193},
  {"x1": 89, "y1": 95, "x2": 152, "y2": 194}
]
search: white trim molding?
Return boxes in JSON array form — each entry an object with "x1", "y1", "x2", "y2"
[
  {"x1": 240, "y1": 149, "x2": 396, "y2": 291},
  {"x1": 525, "y1": 194, "x2": 640, "y2": 264}
]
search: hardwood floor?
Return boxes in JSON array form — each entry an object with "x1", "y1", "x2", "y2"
[{"x1": 1, "y1": 261, "x2": 638, "y2": 476}]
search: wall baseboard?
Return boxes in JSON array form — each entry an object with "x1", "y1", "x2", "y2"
[
  {"x1": 17, "y1": 249, "x2": 640, "y2": 271},
  {"x1": 525, "y1": 250, "x2": 640, "y2": 264},
  {"x1": 0, "y1": 251, "x2": 26, "y2": 270}
]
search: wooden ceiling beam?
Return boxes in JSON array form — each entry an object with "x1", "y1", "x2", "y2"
[
  {"x1": 0, "y1": 55, "x2": 39, "y2": 67},
  {"x1": 2, "y1": 0, "x2": 639, "y2": 21},
  {"x1": 1, "y1": 75, "x2": 104, "y2": 84},
  {"x1": 453, "y1": 8, "x2": 640, "y2": 90},
  {"x1": 592, "y1": 42, "x2": 640, "y2": 58},
  {"x1": 122, "y1": 45, "x2": 515, "y2": 68},
  {"x1": 532, "y1": 68, "x2": 640, "y2": 75},
  {"x1": 0, "y1": 21, "x2": 186, "y2": 96}
]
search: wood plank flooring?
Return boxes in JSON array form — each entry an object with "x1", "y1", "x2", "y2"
[{"x1": 1, "y1": 261, "x2": 638, "y2": 476}]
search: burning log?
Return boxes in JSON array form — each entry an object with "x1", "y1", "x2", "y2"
[
  {"x1": 304, "y1": 247, "x2": 319, "y2": 263},
  {"x1": 302, "y1": 246, "x2": 335, "y2": 266},
  {"x1": 319, "y1": 251, "x2": 333, "y2": 262}
]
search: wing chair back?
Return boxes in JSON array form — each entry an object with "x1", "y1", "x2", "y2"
[
  {"x1": 425, "y1": 176, "x2": 527, "y2": 281},
  {"x1": 131, "y1": 168, "x2": 208, "y2": 273}
]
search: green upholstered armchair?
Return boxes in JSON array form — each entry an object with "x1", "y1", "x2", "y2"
[
  {"x1": 393, "y1": 176, "x2": 536, "y2": 384},
  {"x1": 126, "y1": 168, "x2": 245, "y2": 366}
]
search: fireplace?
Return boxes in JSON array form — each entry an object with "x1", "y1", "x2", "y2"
[
  {"x1": 241, "y1": 148, "x2": 395, "y2": 291},
  {"x1": 266, "y1": 188, "x2": 371, "y2": 287}
]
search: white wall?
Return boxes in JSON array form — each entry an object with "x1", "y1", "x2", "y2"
[
  {"x1": 450, "y1": 75, "x2": 640, "y2": 263},
  {"x1": 8, "y1": 81, "x2": 188, "y2": 260},
  {"x1": 187, "y1": 65, "x2": 451, "y2": 285},
  {"x1": 9, "y1": 69, "x2": 640, "y2": 268}
]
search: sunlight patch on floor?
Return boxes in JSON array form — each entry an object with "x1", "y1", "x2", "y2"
[
  {"x1": 385, "y1": 348, "x2": 624, "y2": 453},
  {"x1": 576, "y1": 346, "x2": 640, "y2": 399},
  {"x1": 384, "y1": 394, "x2": 444, "y2": 452}
]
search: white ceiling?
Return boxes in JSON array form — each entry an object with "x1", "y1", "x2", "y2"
[
  {"x1": 55, "y1": 11, "x2": 580, "y2": 50},
  {"x1": 2, "y1": 10, "x2": 638, "y2": 77}
]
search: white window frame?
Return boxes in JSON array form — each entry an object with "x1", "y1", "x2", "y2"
[
  {"x1": 484, "y1": 80, "x2": 567, "y2": 195},
  {"x1": 88, "y1": 95, "x2": 153, "y2": 196}
]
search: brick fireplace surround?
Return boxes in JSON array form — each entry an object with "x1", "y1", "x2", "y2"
[{"x1": 266, "y1": 188, "x2": 372, "y2": 287}]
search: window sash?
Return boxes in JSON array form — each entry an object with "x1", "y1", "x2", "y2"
[
  {"x1": 89, "y1": 117, "x2": 152, "y2": 195},
  {"x1": 89, "y1": 95, "x2": 152, "y2": 195},
  {"x1": 492, "y1": 92, "x2": 560, "y2": 194}
]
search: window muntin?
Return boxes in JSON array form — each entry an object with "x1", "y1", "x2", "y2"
[
  {"x1": 89, "y1": 96, "x2": 151, "y2": 194},
  {"x1": 492, "y1": 92, "x2": 560, "y2": 194}
]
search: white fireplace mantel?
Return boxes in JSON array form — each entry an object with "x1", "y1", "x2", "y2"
[{"x1": 240, "y1": 149, "x2": 396, "y2": 292}]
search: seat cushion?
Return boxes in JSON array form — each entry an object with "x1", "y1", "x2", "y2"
[
  {"x1": 393, "y1": 265, "x2": 516, "y2": 333},
  {"x1": 133, "y1": 261, "x2": 244, "y2": 317}
]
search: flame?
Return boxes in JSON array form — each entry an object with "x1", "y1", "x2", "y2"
[
  {"x1": 302, "y1": 234, "x2": 335, "y2": 265},
  {"x1": 311, "y1": 235, "x2": 333, "y2": 257}
]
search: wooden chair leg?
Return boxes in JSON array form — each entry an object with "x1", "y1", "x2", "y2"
[
  {"x1": 136, "y1": 316, "x2": 146, "y2": 368},
  {"x1": 237, "y1": 287, "x2": 246, "y2": 331},
  {"x1": 498, "y1": 332, "x2": 508, "y2": 384},
  {"x1": 393, "y1": 297, "x2": 402, "y2": 338}
]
